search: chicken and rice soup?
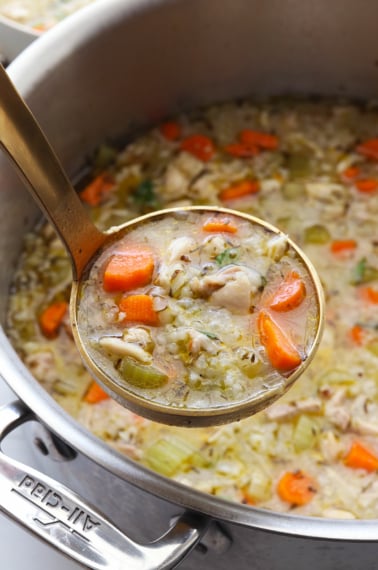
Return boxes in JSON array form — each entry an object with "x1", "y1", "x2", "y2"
[
  {"x1": 6, "y1": 98, "x2": 378, "y2": 518},
  {"x1": 0, "y1": 0, "x2": 97, "y2": 31},
  {"x1": 76, "y1": 207, "x2": 320, "y2": 412}
]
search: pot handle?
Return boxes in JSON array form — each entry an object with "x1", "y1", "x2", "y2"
[{"x1": 0, "y1": 400, "x2": 208, "y2": 569}]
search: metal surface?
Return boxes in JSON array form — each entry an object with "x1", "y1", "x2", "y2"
[
  {"x1": 0, "y1": 16, "x2": 37, "y2": 61},
  {"x1": 0, "y1": 0, "x2": 378, "y2": 567},
  {"x1": 0, "y1": 400, "x2": 207, "y2": 569}
]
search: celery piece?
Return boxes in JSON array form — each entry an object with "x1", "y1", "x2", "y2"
[
  {"x1": 304, "y1": 224, "x2": 331, "y2": 245},
  {"x1": 351, "y1": 258, "x2": 378, "y2": 285},
  {"x1": 293, "y1": 414, "x2": 318, "y2": 451},
  {"x1": 281, "y1": 182, "x2": 303, "y2": 200},
  {"x1": 119, "y1": 357, "x2": 168, "y2": 389},
  {"x1": 246, "y1": 467, "x2": 272, "y2": 502},
  {"x1": 317, "y1": 368, "x2": 355, "y2": 385},
  {"x1": 144, "y1": 437, "x2": 196, "y2": 476},
  {"x1": 286, "y1": 152, "x2": 312, "y2": 179},
  {"x1": 367, "y1": 339, "x2": 378, "y2": 357}
]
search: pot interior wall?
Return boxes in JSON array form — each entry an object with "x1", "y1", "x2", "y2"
[{"x1": 1, "y1": 0, "x2": 378, "y2": 334}]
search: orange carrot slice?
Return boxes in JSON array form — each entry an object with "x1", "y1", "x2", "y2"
[
  {"x1": 202, "y1": 218, "x2": 238, "y2": 233},
  {"x1": 349, "y1": 324, "x2": 365, "y2": 345},
  {"x1": 344, "y1": 441, "x2": 378, "y2": 472},
  {"x1": 80, "y1": 173, "x2": 115, "y2": 206},
  {"x1": 257, "y1": 310, "x2": 302, "y2": 372},
  {"x1": 360, "y1": 286, "x2": 378, "y2": 304},
  {"x1": 239, "y1": 129, "x2": 279, "y2": 150},
  {"x1": 355, "y1": 178, "x2": 378, "y2": 193},
  {"x1": 84, "y1": 381, "x2": 110, "y2": 404},
  {"x1": 159, "y1": 121, "x2": 181, "y2": 141},
  {"x1": 342, "y1": 166, "x2": 361, "y2": 180},
  {"x1": 180, "y1": 134, "x2": 215, "y2": 162},
  {"x1": 224, "y1": 142, "x2": 259, "y2": 158},
  {"x1": 39, "y1": 301, "x2": 68, "y2": 339},
  {"x1": 277, "y1": 470, "x2": 317, "y2": 505},
  {"x1": 268, "y1": 271, "x2": 306, "y2": 312},
  {"x1": 219, "y1": 180, "x2": 260, "y2": 201},
  {"x1": 103, "y1": 246, "x2": 155, "y2": 293},
  {"x1": 356, "y1": 138, "x2": 378, "y2": 161},
  {"x1": 119, "y1": 294, "x2": 159, "y2": 325},
  {"x1": 330, "y1": 239, "x2": 357, "y2": 254}
]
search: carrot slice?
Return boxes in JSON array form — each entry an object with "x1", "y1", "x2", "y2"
[
  {"x1": 257, "y1": 310, "x2": 302, "y2": 372},
  {"x1": 355, "y1": 178, "x2": 378, "y2": 193},
  {"x1": 344, "y1": 441, "x2": 378, "y2": 472},
  {"x1": 268, "y1": 271, "x2": 306, "y2": 312},
  {"x1": 80, "y1": 173, "x2": 115, "y2": 206},
  {"x1": 356, "y1": 138, "x2": 378, "y2": 161},
  {"x1": 39, "y1": 301, "x2": 68, "y2": 338},
  {"x1": 239, "y1": 129, "x2": 279, "y2": 150},
  {"x1": 219, "y1": 180, "x2": 260, "y2": 201},
  {"x1": 342, "y1": 166, "x2": 360, "y2": 180},
  {"x1": 224, "y1": 142, "x2": 259, "y2": 158},
  {"x1": 119, "y1": 294, "x2": 159, "y2": 325},
  {"x1": 180, "y1": 134, "x2": 215, "y2": 162},
  {"x1": 360, "y1": 286, "x2": 378, "y2": 304},
  {"x1": 84, "y1": 381, "x2": 110, "y2": 404},
  {"x1": 330, "y1": 239, "x2": 357, "y2": 254},
  {"x1": 277, "y1": 470, "x2": 317, "y2": 506},
  {"x1": 202, "y1": 218, "x2": 238, "y2": 233},
  {"x1": 159, "y1": 121, "x2": 181, "y2": 141},
  {"x1": 103, "y1": 246, "x2": 155, "y2": 292},
  {"x1": 349, "y1": 324, "x2": 365, "y2": 345}
]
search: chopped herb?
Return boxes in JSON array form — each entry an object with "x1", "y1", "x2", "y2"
[
  {"x1": 198, "y1": 330, "x2": 219, "y2": 340},
  {"x1": 131, "y1": 179, "x2": 160, "y2": 211},
  {"x1": 351, "y1": 257, "x2": 378, "y2": 285},
  {"x1": 215, "y1": 247, "x2": 239, "y2": 266}
]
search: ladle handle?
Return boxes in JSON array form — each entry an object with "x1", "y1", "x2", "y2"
[{"x1": 0, "y1": 64, "x2": 106, "y2": 279}]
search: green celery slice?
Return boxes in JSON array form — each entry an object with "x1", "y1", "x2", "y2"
[{"x1": 119, "y1": 357, "x2": 168, "y2": 389}]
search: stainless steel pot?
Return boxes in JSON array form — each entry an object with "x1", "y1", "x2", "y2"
[{"x1": 1, "y1": 0, "x2": 378, "y2": 568}]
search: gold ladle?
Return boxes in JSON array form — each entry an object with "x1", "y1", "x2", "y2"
[{"x1": 0, "y1": 64, "x2": 324, "y2": 427}]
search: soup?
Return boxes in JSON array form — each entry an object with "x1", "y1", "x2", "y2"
[
  {"x1": 76, "y1": 208, "x2": 320, "y2": 411},
  {"x1": 6, "y1": 98, "x2": 378, "y2": 518}
]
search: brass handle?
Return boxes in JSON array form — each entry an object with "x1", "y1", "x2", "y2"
[{"x1": 0, "y1": 64, "x2": 105, "y2": 279}]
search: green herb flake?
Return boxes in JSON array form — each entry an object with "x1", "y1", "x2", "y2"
[
  {"x1": 131, "y1": 179, "x2": 160, "y2": 210},
  {"x1": 215, "y1": 247, "x2": 239, "y2": 266},
  {"x1": 198, "y1": 330, "x2": 219, "y2": 340}
]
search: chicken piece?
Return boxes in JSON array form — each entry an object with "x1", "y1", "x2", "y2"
[
  {"x1": 187, "y1": 329, "x2": 218, "y2": 355},
  {"x1": 319, "y1": 430, "x2": 343, "y2": 463},
  {"x1": 166, "y1": 236, "x2": 197, "y2": 263},
  {"x1": 324, "y1": 389, "x2": 351, "y2": 431},
  {"x1": 210, "y1": 270, "x2": 252, "y2": 314},
  {"x1": 25, "y1": 351, "x2": 57, "y2": 384},
  {"x1": 265, "y1": 403, "x2": 297, "y2": 421},
  {"x1": 99, "y1": 337, "x2": 152, "y2": 363},
  {"x1": 191, "y1": 265, "x2": 263, "y2": 314},
  {"x1": 99, "y1": 328, "x2": 153, "y2": 363},
  {"x1": 265, "y1": 397, "x2": 322, "y2": 421},
  {"x1": 351, "y1": 417, "x2": 378, "y2": 436},
  {"x1": 164, "y1": 152, "x2": 204, "y2": 200}
]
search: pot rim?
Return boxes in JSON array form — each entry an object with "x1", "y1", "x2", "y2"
[{"x1": 2, "y1": 0, "x2": 378, "y2": 541}]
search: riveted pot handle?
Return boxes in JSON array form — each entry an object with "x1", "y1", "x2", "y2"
[{"x1": 0, "y1": 400, "x2": 208, "y2": 569}]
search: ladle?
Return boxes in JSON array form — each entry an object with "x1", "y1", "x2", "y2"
[{"x1": 0, "y1": 64, "x2": 324, "y2": 427}]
